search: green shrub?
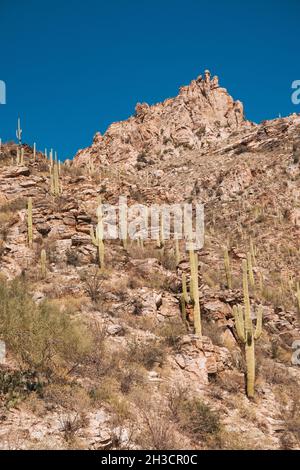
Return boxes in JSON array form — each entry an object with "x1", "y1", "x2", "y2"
[
  {"x1": 0, "y1": 279, "x2": 92, "y2": 376},
  {"x1": 127, "y1": 338, "x2": 165, "y2": 370}
]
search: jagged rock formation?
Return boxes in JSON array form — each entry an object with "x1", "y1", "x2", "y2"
[{"x1": 74, "y1": 71, "x2": 252, "y2": 169}]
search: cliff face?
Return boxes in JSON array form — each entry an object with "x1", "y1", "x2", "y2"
[{"x1": 74, "y1": 70, "x2": 252, "y2": 168}]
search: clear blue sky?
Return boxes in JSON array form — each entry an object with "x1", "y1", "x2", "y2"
[{"x1": 0, "y1": 0, "x2": 299, "y2": 160}]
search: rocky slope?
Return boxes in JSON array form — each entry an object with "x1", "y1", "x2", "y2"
[{"x1": 0, "y1": 72, "x2": 300, "y2": 450}]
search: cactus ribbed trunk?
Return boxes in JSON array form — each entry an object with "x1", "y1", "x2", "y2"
[
  {"x1": 181, "y1": 272, "x2": 188, "y2": 323},
  {"x1": 233, "y1": 259, "x2": 262, "y2": 398},
  {"x1": 245, "y1": 340, "x2": 255, "y2": 398},
  {"x1": 189, "y1": 249, "x2": 202, "y2": 336}
]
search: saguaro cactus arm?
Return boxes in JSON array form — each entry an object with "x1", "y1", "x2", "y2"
[
  {"x1": 233, "y1": 305, "x2": 246, "y2": 343},
  {"x1": 16, "y1": 118, "x2": 22, "y2": 144}
]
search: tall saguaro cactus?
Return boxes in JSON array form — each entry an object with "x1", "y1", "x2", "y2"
[
  {"x1": 50, "y1": 162, "x2": 61, "y2": 196},
  {"x1": 181, "y1": 272, "x2": 189, "y2": 324},
  {"x1": 233, "y1": 260, "x2": 263, "y2": 398},
  {"x1": 90, "y1": 200, "x2": 105, "y2": 268},
  {"x1": 189, "y1": 248, "x2": 202, "y2": 336},
  {"x1": 247, "y1": 251, "x2": 255, "y2": 289},
  {"x1": 27, "y1": 197, "x2": 33, "y2": 247},
  {"x1": 16, "y1": 118, "x2": 22, "y2": 145}
]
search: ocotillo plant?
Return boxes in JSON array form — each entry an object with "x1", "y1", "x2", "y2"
[
  {"x1": 40, "y1": 249, "x2": 47, "y2": 278},
  {"x1": 90, "y1": 201, "x2": 105, "y2": 268},
  {"x1": 223, "y1": 247, "x2": 232, "y2": 289},
  {"x1": 233, "y1": 259, "x2": 263, "y2": 398},
  {"x1": 188, "y1": 246, "x2": 202, "y2": 335},
  {"x1": 27, "y1": 197, "x2": 33, "y2": 247},
  {"x1": 16, "y1": 118, "x2": 22, "y2": 145}
]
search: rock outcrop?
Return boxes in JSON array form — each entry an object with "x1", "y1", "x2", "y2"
[{"x1": 74, "y1": 71, "x2": 251, "y2": 169}]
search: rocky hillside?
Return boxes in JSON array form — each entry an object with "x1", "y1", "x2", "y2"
[{"x1": 0, "y1": 72, "x2": 300, "y2": 450}]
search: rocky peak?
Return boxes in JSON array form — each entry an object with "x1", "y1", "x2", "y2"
[{"x1": 74, "y1": 71, "x2": 252, "y2": 168}]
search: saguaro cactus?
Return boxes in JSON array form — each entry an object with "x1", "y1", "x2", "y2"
[
  {"x1": 90, "y1": 201, "x2": 105, "y2": 268},
  {"x1": 20, "y1": 147, "x2": 24, "y2": 166},
  {"x1": 27, "y1": 197, "x2": 33, "y2": 247},
  {"x1": 233, "y1": 259, "x2": 263, "y2": 398},
  {"x1": 33, "y1": 142, "x2": 36, "y2": 161},
  {"x1": 16, "y1": 118, "x2": 22, "y2": 145},
  {"x1": 40, "y1": 249, "x2": 47, "y2": 278},
  {"x1": 189, "y1": 248, "x2": 202, "y2": 336},
  {"x1": 16, "y1": 147, "x2": 20, "y2": 165},
  {"x1": 247, "y1": 252, "x2": 255, "y2": 289},
  {"x1": 181, "y1": 272, "x2": 189, "y2": 323},
  {"x1": 157, "y1": 212, "x2": 165, "y2": 251},
  {"x1": 50, "y1": 162, "x2": 61, "y2": 196},
  {"x1": 223, "y1": 247, "x2": 232, "y2": 289}
]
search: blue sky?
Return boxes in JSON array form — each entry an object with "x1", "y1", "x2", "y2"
[{"x1": 0, "y1": 0, "x2": 299, "y2": 159}]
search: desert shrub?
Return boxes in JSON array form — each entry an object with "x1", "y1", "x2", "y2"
[
  {"x1": 65, "y1": 248, "x2": 80, "y2": 266},
  {"x1": 0, "y1": 197, "x2": 26, "y2": 213},
  {"x1": 180, "y1": 398, "x2": 221, "y2": 441},
  {"x1": 82, "y1": 269, "x2": 105, "y2": 303},
  {"x1": 118, "y1": 366, "x2": 145, "y2": 395},
  {"x1": 280, "y1": 386, "x2": 300, "y2": 448},
  {"x1": 43, "y1": 382, "x2": 91, "y2": 411},
  {"x1": 258, "y1": 358, "x2": 293, "y2": 385},
  {"x1": 127, "y1": 338, "x2": 166, "y2": 370},
  {"x1": 61, "y1": 164, "x2": 84, "y2": 178},
  {"x1": 214, "y1": 370, "x2": 244, "y2": 393},
  {"x1": 202, "y1": 318, "x2": 223, "y2": 347},
  {"x1": 0, "y1": 369, "x2": 44, "y2": 408},
  {"x1": 0, "y1": 279, "x2": 92, "y2": 377},
  {"x1": 157, "y1": 319, "x2": 186, "y2": 349},
  {"x1": 158, "y1": 250, "x2": 177, "y2": 271},
  {"x1": 138, "y1": 412, "x2": 180, "y2": 450},
  {"x1": 59, "y1": 412, "x2": 89, "y2": 443}
]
